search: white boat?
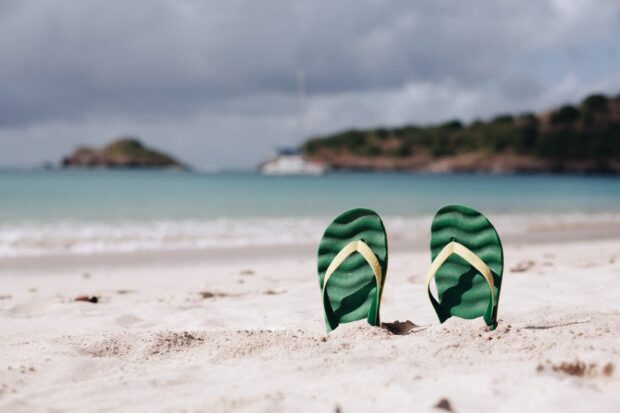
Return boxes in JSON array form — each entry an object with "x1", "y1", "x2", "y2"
[{"x1": 260, "y1": 149, "x2": 327, "y2": 176}]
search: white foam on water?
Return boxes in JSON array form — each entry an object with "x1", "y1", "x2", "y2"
[
  {"x1": 0, "y1": 218, "x2": 324, "y2": 258},
  {"x1": 0, "y1": 212, "x2": 619, "y2": 258}
]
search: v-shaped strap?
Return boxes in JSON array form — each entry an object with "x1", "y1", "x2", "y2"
[
  {"x1": 322, "y1": 240, "x2": 383, "y2": 324},
  {"x1": 425, "y1": 241, "x2": 495, "y2": 309}
]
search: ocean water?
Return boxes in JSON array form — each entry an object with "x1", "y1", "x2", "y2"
[{"x1": 0, "y1": 170, "x2": 618, "y2": 257}]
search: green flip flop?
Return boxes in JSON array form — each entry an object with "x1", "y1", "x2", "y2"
[
  {"x1": 317, "y1": 208, "x2": 388, "y2": 332},
  {"x1": 425, "y1": 205, "x2": 504, "y2": 330}
]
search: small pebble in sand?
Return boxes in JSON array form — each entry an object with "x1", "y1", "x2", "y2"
[
  {"x1": 381, "y1": 320, "x2": 418, "y2": 335},
  {"x1": 74, "y1": 295, "x2": 99, "y2": 304},
  {"x1": 263, "y1": 289, "x2": 285, "y2": 295},
  {"x1": 511, "y1": 260, "x2": 535, "y2": 273},
  {"x1": 240, "y1": 269, "x2": 255, "y2": 276},
  {"x1": 199, "y1": 291, "x2": 232, "y2": 299},
  {"x1": 434, "y1": 398, "x2": 454, "y2": 412}
]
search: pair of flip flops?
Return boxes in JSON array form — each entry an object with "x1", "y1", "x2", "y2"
[{"x1": 317, "y1": 205, "x2": 503, "y2": 332}]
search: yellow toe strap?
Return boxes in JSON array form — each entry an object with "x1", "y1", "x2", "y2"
[
  {"x1": 323, "y1": 240, "x2": 382, "y2": 295},
  {"x1": 425, "y1": 241, "x2": 495, "y2": 308}
]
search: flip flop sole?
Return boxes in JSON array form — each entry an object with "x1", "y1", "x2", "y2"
[
  {"x1": 430, "y1": 205, "x2": 503, "y2": 328},
  {"x1": 317, "y1": 208, "x2": 388, "y2": 332}
]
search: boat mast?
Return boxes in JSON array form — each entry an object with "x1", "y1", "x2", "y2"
[{"x1": 296, "y1": 68, "x2": 306, "y2": 145}]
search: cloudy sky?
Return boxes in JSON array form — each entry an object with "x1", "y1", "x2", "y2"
[{"x1": 1, "y1": 0, "x2": 619, "y2": 169}]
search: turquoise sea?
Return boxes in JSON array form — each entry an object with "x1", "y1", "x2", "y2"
[{"x1": 0, "y1": 170, "x2": 618, "y2": 257}]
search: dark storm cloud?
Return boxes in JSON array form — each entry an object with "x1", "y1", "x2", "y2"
[
  {"x1": 0, "y1": 0, "x2": 613, "y2": 126},
  {"x1": 0, "y1": 0, "x2": 619, "y2": 167}
]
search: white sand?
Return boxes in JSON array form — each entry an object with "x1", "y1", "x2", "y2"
[{"x1": 1, "y1": 237, "x2": 619, "y2": 412}]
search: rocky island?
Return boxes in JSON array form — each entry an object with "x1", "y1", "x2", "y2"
[
  {"x1": 303, "y1": 92, "x2": 620, "y2": 174},
  {"x1": 62, "y1": 138, "x2": 186, "y2": 169}
]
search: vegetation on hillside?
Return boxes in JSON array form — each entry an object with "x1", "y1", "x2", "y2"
[
  {"x1": 62, "y1": 138, "x2": 185, "y2": 169},
  {"x1": 303, "y1": 93, "x2": 620, "y2": 173}
]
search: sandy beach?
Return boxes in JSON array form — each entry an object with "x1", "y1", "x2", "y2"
[{"x1": 1, "y1": 226, "x2": 619, "y2": 412}]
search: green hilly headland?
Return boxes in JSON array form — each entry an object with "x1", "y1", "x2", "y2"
[
  {"x1": 303, "y1": 93, "x2": 620, "y2": 173},
  {"x1": 62, "y1": 138, "x2": 185, "y2": 169}
]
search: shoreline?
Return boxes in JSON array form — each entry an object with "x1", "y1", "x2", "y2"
[{"x1": 2, "y1": 220, "x2": 620, "y2": 273}]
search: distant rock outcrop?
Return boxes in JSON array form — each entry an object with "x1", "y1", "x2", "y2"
[{"x1": 62, "y1": 138, "x2": 185, "y2": 169}]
